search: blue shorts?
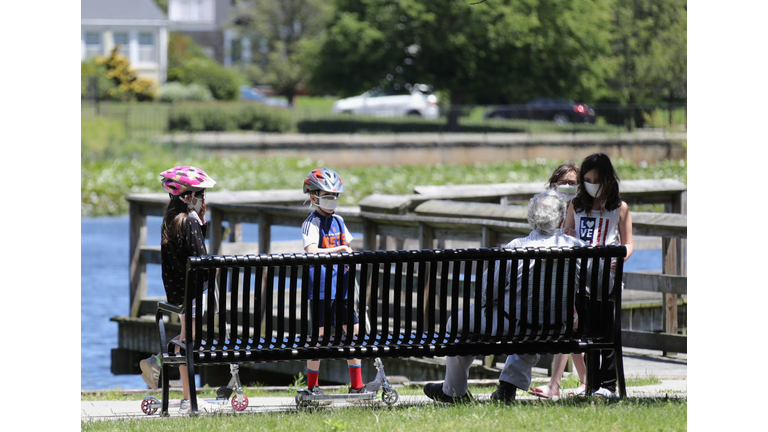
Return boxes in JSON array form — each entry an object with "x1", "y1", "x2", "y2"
[{"x1": 310, "y1": 300, "x2": 359, "y2": 328}]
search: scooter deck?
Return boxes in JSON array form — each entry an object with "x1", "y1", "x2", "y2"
[
  {"x1": 141, "y1": 396, "x2": 231, "y2": 415},
  {"x1": 295, "y1": 389, "x2": 380, "y2": 407}
]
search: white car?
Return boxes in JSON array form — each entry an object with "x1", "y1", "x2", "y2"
[{"x1": 331, "y1": 84, "x2": 439, "y2": 119}]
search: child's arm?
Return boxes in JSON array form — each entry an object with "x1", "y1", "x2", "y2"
[
  {"x1": 305, "y1": 243, "x2": 353, "y2": 254},
  {"x1": 564, "y1": 201, "x2": 577, "y2": 237},
  {"x1": 618, "y1": 201, "x2": 634, "y2": 260}
]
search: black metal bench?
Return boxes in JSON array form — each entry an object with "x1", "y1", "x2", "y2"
[{"x1": 155, "y1": 246, "x2": 627, "y2": 415}]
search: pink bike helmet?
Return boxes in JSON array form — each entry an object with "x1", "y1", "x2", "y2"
[{"x1": 159, "y1": 166, "x2": 216, "y2": 195}]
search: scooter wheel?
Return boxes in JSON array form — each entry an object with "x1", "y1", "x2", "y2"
[
  {"x1": 141, "y1": 396, "x2": 160, "y2": 415},
  {"x1": 382, "y1": 389, "x2": 399, "y2": 406},
  {"x1": 231, "y1": 394, "x2": 249, "y2": 411}
]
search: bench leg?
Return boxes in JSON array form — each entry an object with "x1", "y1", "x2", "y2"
[
  {"x1": 615, "y1": 347, "x2": 627, "y2": 398},
  {"x1": 187, "y1": 355, "x2": 198, "y2": 415},
  {"x1": 586, "y1": 350, "x2": 600, "y2": 396},
  {"x1": 161, "y1": 362, "x2": 170, "y2": 416}
]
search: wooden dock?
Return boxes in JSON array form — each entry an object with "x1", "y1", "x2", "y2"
[{"x1": 113, "y1": 179, "x2": 686, "y2": 383}]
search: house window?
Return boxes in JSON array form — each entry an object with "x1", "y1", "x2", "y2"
[
  {"x1": 113, "y1": 33, "x2": 129, "y2": 59},
  {"x1": 138, "y1": 32, "x2": 156, "y2": 63},
  {"x1": 231, "y1": 39, "x2": 242, "y2": 63},
  {"x1": 84, "y1": 32, "x2": 102, "y2": 59},
  {"x1": 169, "y1": 0, "x2": 214, "y2": 22}
]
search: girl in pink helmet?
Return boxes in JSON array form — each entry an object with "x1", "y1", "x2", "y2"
[{"x1": 140, "y1": 166, "x2": 221, "y2": 414}]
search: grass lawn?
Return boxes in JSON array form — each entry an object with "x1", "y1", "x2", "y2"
[
  {"x1": 82, "y1": 399, "x2": 687, "y2": 431},
  {"x1": 82, "y1": 376, "x2": 685, "y2": 431}
]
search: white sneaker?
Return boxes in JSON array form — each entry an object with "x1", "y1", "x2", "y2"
[
  {"x1": 139, "y1": 355, "x2": 161, "y2": 390},
  {"x1": 178, "y1": 398, "x2": 223, "y2": 414},
  {"x1": 178, "y1": 399, "x2": 190, "y2": 415},
  {"x1": 592, "y1": 387, "x2": 619, "y2": 399}
]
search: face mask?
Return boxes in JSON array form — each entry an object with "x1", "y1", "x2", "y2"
[
  {"x1": 584, "y1": 182, "x2": 602, "y2": 198},
  {"x1": 556, "y1": 184, "x2": 578, "y2": 202},
  {"x1": 184, "y1": 196, "x2": 205, "y2": 225},
  {"x1": 191, "y1": 198, "x2": 203, "y2": 214},
  {"x1": 315, "y1": 194, "x2": 339, "y2": 212}
]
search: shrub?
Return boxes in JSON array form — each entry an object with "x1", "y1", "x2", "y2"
[
  {"x1": 167, "y1": 103, "x2": 293, "y2": 133},
  {"x1": 157, "y1": 82, "x2": 214, "y2": 103},
  {"x1": 259, "y1": 109, "x2": 293, "y2": 132},
  {"x1": 85, "y1": 47, "x2": 157, "y2": 101},
  {"x1": 81, "y1": 59, "x2": 118, "y2": 100},
  {"x1": 201, "y1": 107, "x2": 236, "y2": 131},
  {"x1": 167, "y1": 108, "x2": 204, "y2": 132},
  {"x1": 170, "y1": 57, "x2": 242, "y2": 101}
]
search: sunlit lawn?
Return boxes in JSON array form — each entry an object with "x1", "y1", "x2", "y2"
[{"x1": 82, "y1": 377, "x2": 685, "y2": 432}]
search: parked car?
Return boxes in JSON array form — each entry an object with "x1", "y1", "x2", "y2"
[
  {"x1": 239, "y1": 86, "x2": 290, "y2": 107},
  {"x1": 484, "y1": 97, "x2": 596, "y2": 125},
  {"x1": 331, "y1": 83, "x2": 439, "y2": 119}
]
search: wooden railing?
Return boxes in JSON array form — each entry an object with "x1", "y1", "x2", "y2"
[{"x1": 125, "y1": 179, "x2": 686, "y2": 353}]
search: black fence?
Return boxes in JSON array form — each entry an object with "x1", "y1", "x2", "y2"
[{"x1": 81, "y1": 100, "x2": 687, "y2": 138}]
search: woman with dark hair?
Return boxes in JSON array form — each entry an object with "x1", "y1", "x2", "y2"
[{"x1": 565, "y1": 153, "x2": 634, "y2": 399}]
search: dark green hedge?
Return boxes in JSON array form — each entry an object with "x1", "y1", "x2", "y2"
[{"x1": 168, "y1": 103, "x2": 293, "y2": 133}]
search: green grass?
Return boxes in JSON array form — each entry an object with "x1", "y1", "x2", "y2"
[
  {"x1": 81, "y1": 396, "x2": 686, "y2": 431},
  {"x1": 82, "y1": 374, "x2": 683, "y2": 430}
]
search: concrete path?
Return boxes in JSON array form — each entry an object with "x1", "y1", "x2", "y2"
[{"x1": 81, "y1": 348, "x2": 686, "y2": 422}]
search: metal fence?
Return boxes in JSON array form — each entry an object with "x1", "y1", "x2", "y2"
[{"x1": 81, "y1": 100, "x2": 687, "y2": 138}]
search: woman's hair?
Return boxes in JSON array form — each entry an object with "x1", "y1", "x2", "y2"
[
  {"x1": 528, "y1": 189, "x2": 566, "y2": 235},
  {"x1": 161, "y1": 194, "x2": 189, "y2": 246},
  {"x1": 572, "y1": 153, "x2": 622, "y2": 214},
  {"x1": 547, "y1": 163, "x2": 579, "y2": 188}
]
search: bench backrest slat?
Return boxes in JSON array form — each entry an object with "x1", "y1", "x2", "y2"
[{"x1": 182, "y1": 246, "x2": 627, "y2": 353}]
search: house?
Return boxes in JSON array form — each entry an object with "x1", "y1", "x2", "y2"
[
  {"x1": 168, "y1": 0, "x2": 242, "y2": 67},
  {"x1": 81, "y1": 0, "x2": 169, "y2": 84}
]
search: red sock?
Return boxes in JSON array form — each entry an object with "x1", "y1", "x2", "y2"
[
  {"x1": 349, "y1": 364, "x2": 364, "y2": 390},
  {"x1": 307, "y1": 368, "x2": 319, "y2": 388}
]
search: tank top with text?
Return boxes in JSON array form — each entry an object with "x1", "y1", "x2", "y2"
[{"x1": 574, "y1": 207, "x2": 621, "y2": 246}]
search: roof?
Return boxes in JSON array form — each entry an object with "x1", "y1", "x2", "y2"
[{"x1": 81, "y1": 0, "x2": 167, "y2": 21}]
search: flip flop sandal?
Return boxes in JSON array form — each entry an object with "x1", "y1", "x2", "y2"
[{"x1": 527, "y1": 385, "x2": 554, "y2": 399}]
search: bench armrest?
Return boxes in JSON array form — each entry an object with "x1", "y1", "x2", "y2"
[
  {"x1": 155, "y1": 302, "x2": 185, "y2": 357},
  {"x1": 157, "y1": 301, "x2": 184, "y2": 315}
]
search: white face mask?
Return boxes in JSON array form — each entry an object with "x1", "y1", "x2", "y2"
[
  {"x1": 556, "y1": 184, "x2": 578, "y2": 202},
  {"x1": 315, "y1": 194, "x2": 339, "y2": 212},
  {"x1": 191, "y1": 198, "x2": 203, "y2": 214},
  {"x1": 584, "y1": 181, "x2": 602, "y2": 198},
  {"x1": 184, "y1": 194, "x2": 205, "y2": 225}
]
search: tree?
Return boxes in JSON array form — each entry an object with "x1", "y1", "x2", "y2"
[
  {"x1": 308, "y1": 0, "x2": 615, "y2": 130},
  {"x1": 84, "y1": 47, "x2": 156, "y2": 102},
  {"x1": 166, "y1": 32, "x2": 243, "y2": 101},
  {"x1": 230, "y1": 0, "x2": 332, "y2": 105},
  {"x1": 603, "y1": 0, "x2": 687, "y2": 128}
]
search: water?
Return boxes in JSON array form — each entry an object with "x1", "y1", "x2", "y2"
[{"x1": 80, "y1": 215, "x2": 663, "y2": 390}]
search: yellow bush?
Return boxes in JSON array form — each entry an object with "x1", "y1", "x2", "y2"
[{"x1": 94, "y1": 47, "x2": 156, "y2": 102}]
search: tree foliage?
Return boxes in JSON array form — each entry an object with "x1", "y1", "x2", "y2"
[
  {"x1": 166, "y1": 33, "x2": 243, "y2": 101},
  {"x1": 230, "y1": 0, "x2": 333, "y2": 105},
  {"x1": 82, "y1": 47, "x2": 157, "y2": 101},
  {"x1": 308, "y1": 0, "x2": 617, "y2": 128},
  {"x1": 605, "y1": 0, "x2": 687, "y2": 103}
]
